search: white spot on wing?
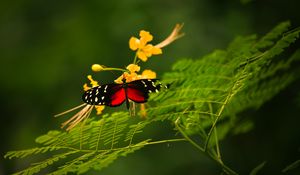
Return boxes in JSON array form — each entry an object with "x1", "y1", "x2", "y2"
[
  {"x1": 151, "y1": 81, "x2": 155, "y2": 86},
  {"x1": 101, "y1": 96, "x2": 105, "y2": 100},
  {"x1": 95, "y1": 97, "x2": 98, "y2": 102},
  {"x1": 155, "y1": 89, "x2": 159, "y2": 93},
  {"x1": 104, "y1": 85, "x2": 108, "y2": 93},
  {"x1": 141, "y1": 81, "x2": 147, "y2": 87},
  {"x1": 148, "y1": 90, "x2": 152, "y2": 93}
]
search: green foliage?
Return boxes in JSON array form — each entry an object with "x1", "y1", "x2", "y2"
[
  {"x1": 6, "y1": 112, "x2": 153, "y2": 175},
  {"x1": 250, "y1": 161, "x2": 266, "y2": 175},
  {"x1": 5, "y1": 22, "x2": 300, "y2": 175},
  {"x1": 282, "y1": 159, "x2": 300, "y2": 173}
]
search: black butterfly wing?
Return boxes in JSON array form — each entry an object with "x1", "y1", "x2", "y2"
[
  {"x1": 126, "y1": 79, "x2": 163, "y2": 103},
  {"x1": 82, "y1": 83, "x2": 126, "y2": 107}
]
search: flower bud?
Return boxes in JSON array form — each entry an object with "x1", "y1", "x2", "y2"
[{"x1": 91, "y1": 64, "x2": 104, "y2": 72}]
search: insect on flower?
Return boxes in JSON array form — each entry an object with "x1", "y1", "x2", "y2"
[
  {"x1": 82, "y1": 78, "x2": 167, "y2": 109},
  {"x1": 55, "y1": 24, "x2": 183, "y2": 131}
]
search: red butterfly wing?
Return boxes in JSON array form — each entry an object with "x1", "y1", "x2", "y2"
[
  {"x1": 82, "y1": 84, "x2": 125, "y2": 107},
  {"x1": 126, "y1": 87, "x2": 147, "y2": 103},
  {"x1": 109, "y1": 87, "x2": 126, "y2": 107},
  {"x1": 126, "y1": 79, "x2": 163, "y2": 103}
]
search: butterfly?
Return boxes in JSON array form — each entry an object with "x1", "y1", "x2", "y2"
[{"x1": 82, "y1": 79, "x2": 167, "y2": 109}]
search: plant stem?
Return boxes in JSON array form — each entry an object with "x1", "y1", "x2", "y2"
[
  {"x1": 175, "y1": 117, "x2": 205, "y2": 152},
  {"x1": 144, "y1": 138, "x2": 187, "y2": 146},
  {"x1": 208, "y1": 103, "x2": 222, "y2": 161},
  {"x1": 133, "y1": 53, "x2": 138, "y2": 64},
  {"x1": 204, "y1": 70, "x2": 243, "y2": 151},
  {"x1": 102, "y1": 68, "x2": 127, "y2": 72},
  {"x1": 73, "y1": 138, "x2": 187, "y2": 153},
  {"x1": 175, "y1": 117, "x2": 239, "y2": 175}
]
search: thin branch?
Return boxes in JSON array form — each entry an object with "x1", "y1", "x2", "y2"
[
  {"x1": 175, "y1": 117, "x2": 205, "y2": 152},
  {"x1": 204, "y1": 64, "x2": 248, "y2": 151},
  {"x1": 72, "y1": 138, "x2": 187, "y2": 153},
  {"x1": 208, "y1": 103, "x2": 222, "y2": 162},
  {"x1": 175, "y1": 117, "x2": 238, "y2": 175},
  {"x1": 111, "y1": 119, "x2": 118, "y2": 149},
  {"x1": 129, "y1": 122, "x2": 140, "y2": 146},
  {"x1": 96, "y1": 120, "x2": 105, "y2": 151}
]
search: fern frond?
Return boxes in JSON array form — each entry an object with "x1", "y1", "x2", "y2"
[
  {"x1": 5, "y1": 111, "x2": 162, "y2": 175},
  {"x1": 146, "y1": 22, "x2": 300, "y2": 152},
  {"x1": 4, "y1": 146, "x2": 73, "y2": 159},
  {"x1": 13, "y1": 151, "x2": 79, "y2": 175},
  {"x1": 256, "y1": 21, "x2": 290, "y2": 49}
]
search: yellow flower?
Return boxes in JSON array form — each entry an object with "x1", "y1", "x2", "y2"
[
  {"x1": 141, "y1": 69, "x2": 157, "y2": 79},
  {"x1": 95, "y1": 105, "x2": 105, "y2": 115},
  {"x1": 87, "y1": 75, "x2": 99, "y2": 87},
  {"x1": 115, "y1": 69, "x2": 157, "y2": 84},
  {"x1": 126, "y1": 64, "x2": 140, "y2": 73},
  {"x1": 83, "y1": 83, "x2": 90, "y2": 91},
  {"x1": 83, "y1": 75, "x2": 99, "y2": 91},
  {"x1": 114, "y1": 72, "x2": 139, "y2": 84},
  {"x1": 129, "y1": 30, "x2": 162, "y2": 62},
  {"x1": 114, "y1": 64, "x2": 141, "y2": 83}
]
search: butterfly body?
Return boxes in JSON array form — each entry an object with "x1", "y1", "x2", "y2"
[{"x1": 82, "y1": 79, "x2": 165, "y2": 109}]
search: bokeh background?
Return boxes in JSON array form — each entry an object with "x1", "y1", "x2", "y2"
[{"x1": 1, "y1": 0, "x2": 300, "y2": 174}]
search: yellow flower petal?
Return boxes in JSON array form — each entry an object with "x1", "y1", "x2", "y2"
[
  {"x1": 115, "y1": 72, "x2": 139, "y2": 83},
  {"x1": 87, "y1": 75, "x2": 99, "y2": 87},
  {"x1": 114, "y1": 73, "x2": 126, "y2": 84},
  {"x1": 126, "y1": 72, "x2": 138, "y2": 82},
  {"x1": 95, "y1": 105, "x2": 105, "y2": 115},
  {"x1": 142, "y1": 44, "x2": 155, "y2": 57},
  {"x1": 143, "y1": 44, "x2": 153, "y2": 52},
  {"x1": 142, "y1": 69, "x2": 157, "y2": 79},
  {"x1": 151, "y1": 47, "x2": 162, "y2": 55},
  {"x1": 129, "y1": 37, "x2": 140, "y2": 51},
  {"x1": 139, "y1": 30, "x2": 153, "y2": 43},
  {"x1": 91, "y1": 64, "x2": 104, "y2": 72},
  {"x1": 137, "y1": 50, "x2": 148, "y2": 62},
  {"x1": 83, "y1": 83, "x2": 91, "y2": 91},
  {"x1": 126, "y1": 64, "x2": 140, "y2": 73},
  {"x1": 142, "y1": 44, "x2": 162, "y2": 56}
]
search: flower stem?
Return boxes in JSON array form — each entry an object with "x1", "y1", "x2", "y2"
[
  {"x1": 103, "y1": 68, "x2": 127, "y2": 72},
  {"x1": 133, "y1": 52, "x2": 138, "y2": 64},
  {"x1": 175, "y1": 117, "x2": 238, "y2": 175}
]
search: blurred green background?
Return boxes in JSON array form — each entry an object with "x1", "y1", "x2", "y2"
[{"x1": 1, "y1": 0, "x2": 300, "y2": 174}]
